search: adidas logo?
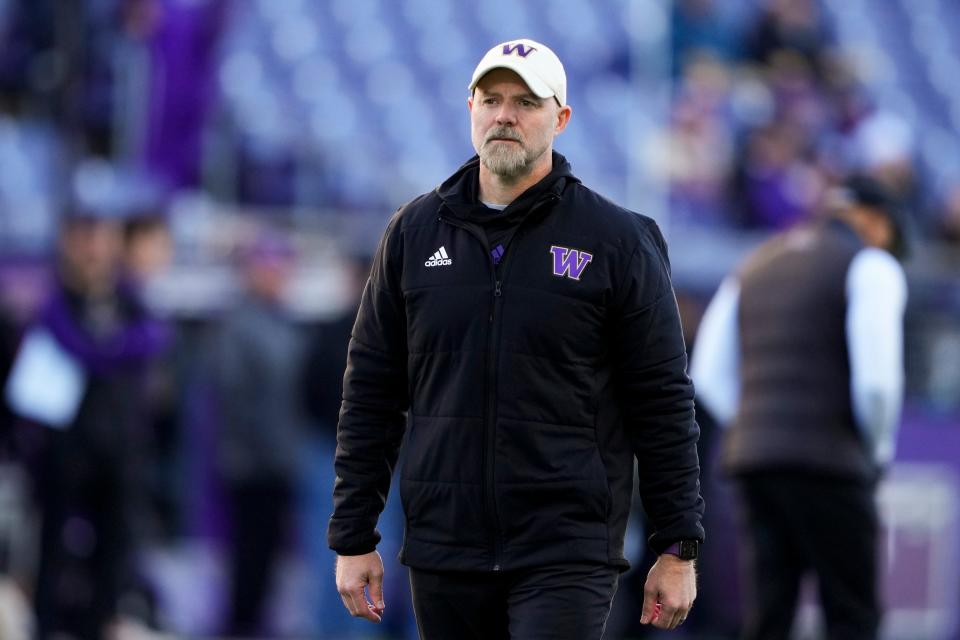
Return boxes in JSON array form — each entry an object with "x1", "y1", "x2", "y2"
[{"x1": 424, "y1": 246, "x2": 453, "y2": 267}]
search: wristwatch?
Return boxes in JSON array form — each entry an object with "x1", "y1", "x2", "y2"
[{"x1": 662, "y1": 540, "x2": 699, "y2": 560}]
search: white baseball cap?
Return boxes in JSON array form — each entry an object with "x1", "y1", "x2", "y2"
[{"x1": 468, "y1": 39, "x2": 567, "y2": 107}]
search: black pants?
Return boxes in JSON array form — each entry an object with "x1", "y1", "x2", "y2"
[
  {"x1": 226, "y1": 479, "x2": 291, "y2": 636},
  {"x1": 34, "y1": 440, "x2": 131, "y2": 640},
  {"x1": 735, "y1": 471, "x2": 879, "y2": 640},
  {"x1": 409, "y1": 563, "x2": 619, "y2": 640}
]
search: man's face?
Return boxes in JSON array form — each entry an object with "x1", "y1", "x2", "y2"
[
  {"x1": 852, "y1": 205, "x2": 896, "y2": 252},
  {"x1": 59, "y1": 218, "x2": 123, "y2": 291},
  {"x1": 246, "y1": 257, "x2": 295, "y2": 304},
  {"x1": 126, "y1": 221, "x2": 173, "y2": 280},
  {"x1": 469, "y1": 68, "x2": 571, "y2": 179}
]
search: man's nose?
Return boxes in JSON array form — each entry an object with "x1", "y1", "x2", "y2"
[{"x1": 495, "y1": 103, "x2": 518, "y2": 124}]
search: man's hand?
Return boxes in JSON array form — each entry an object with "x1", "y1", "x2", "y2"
[
  {"x1": 335, "y1": 551, "x2": 386, "y2": 623},
  {"x1": 639, "y1": 554, "x2": 697, "y2": 630}
]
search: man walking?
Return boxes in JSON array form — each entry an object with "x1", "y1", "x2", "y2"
[
  {"x1": 329, "y1": 39, "x2": 704, "y2": 638},
  {"x1": 691, "y1": 176, "x2": 908, "y2": 639}
]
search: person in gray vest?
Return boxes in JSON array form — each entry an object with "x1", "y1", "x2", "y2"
[{"x1": 690, "y1": 175, "x2": 908, "y2": 640}]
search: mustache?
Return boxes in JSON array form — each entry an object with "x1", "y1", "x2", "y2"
[{"x1": 485, "y1": 128, "x2": 522, "y2": 144}]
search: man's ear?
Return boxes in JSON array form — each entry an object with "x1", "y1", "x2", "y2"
[{"x1": 555, "y1": 104, "x2": 572, "y2": 135}]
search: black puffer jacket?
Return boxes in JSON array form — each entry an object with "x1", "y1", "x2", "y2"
[{"x1": 329, "y1": 153, "x2": 704, "y2": 572}]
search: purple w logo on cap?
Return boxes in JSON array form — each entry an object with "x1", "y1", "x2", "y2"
[
  {"x1": 502, "y1": 43, "x2": 537, "y2": 57},
  {"x1": 550, "y1": 245, "x2": 593, "y2": 281}
]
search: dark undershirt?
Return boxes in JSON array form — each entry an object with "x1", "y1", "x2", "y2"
[{"x1": 481, "y1": 202, "x2": 511, "y2": 266}]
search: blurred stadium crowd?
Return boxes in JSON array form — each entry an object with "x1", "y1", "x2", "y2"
[{"x1": 0, "y1": 0, "x2": 956, "y2": 638}]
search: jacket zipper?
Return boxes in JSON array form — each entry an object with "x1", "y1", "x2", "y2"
[
  {"x1": 437, "y1": 212, "x2": 503, "y2": 570},
  {"x1": 484, "y1": 221, "x2": 533, "y2": 570},
  {"x1": 485, "y1": 248, "x2": 512, "y2": 570},
  {"x1": 439, "y1": 193, "x2": 560, "y2": 572},
  {"x1": 488, "y1": 278, "x2": 502, "y2": 569}
]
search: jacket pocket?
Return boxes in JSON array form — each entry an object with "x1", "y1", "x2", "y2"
[
  {"x1": 400, "y1": 479, "x2": 487, "y2": 548},
  {"x1": 399, "y1": 414, "x2": 487, "y2": 547},
  {"x1": 496, "y1": 418, "x2": 610, "y2": 544}
]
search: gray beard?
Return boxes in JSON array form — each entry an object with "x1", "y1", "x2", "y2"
[{"x1": 480, "y1": 141, "x2": 531, "y2": 179}]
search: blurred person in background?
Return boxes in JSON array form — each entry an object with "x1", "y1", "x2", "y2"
[
  {"x1": 16, "y1": 208, "x2": 171, "y2": 640},
  {"x1": 744, "y1": 0, "x2": 832, "y2": 77},
  {"x1": 122, "y1": 215, "x2": 173, "y2": 289},
  {"x1": 691, "y1": 176, "x2": 908, "y2": 640},
  {"x1": 651, "y1": 53, "x2": 736, "y2": 227},
  {"x1": 330, "y1": 39, "x2": 704, "y2": 638},
  {"x1": 116, "y1": 212, "x2": 178, "y2": 631},
  {"x1": 121, "y1": 213, "x2": 183, "y2": 543},
  {"x1": 735, "y1": 120, "x2": 823, "y2": 230},
  {"x1": 212, "y1": 229, "x2": 307, "y2": 637}
]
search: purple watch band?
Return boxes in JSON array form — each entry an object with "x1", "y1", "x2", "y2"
[{"x1": 662, "y1": 540, "x2": 699, "y2": 559}]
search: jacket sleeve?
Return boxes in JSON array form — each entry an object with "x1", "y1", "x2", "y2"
[
  {"x1": 613, "y1": 219, "x2": 705, "y2": 554},
  {"x1": 327, "y1": 212, "x2": 409, "y2": 555}
]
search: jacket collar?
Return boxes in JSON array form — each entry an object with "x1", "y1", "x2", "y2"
[{"x1": 435, "y1": 151, "x2": 579, "y2": 225}]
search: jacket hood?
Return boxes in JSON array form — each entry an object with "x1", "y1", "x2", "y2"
[{"x1": 436, "y1": 151, "x2": 580, "y2": 225}]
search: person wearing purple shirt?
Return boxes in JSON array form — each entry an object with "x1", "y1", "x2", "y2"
[{"x1": 28, "y1": 211, "x2": 170, "y2": 639}]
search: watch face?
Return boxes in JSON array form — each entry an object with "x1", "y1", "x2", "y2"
[{"x1": 679, "y1": 540, "x2": 699, "y2": 560}]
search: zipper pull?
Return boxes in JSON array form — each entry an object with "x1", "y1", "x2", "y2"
[{"x1": 494, "y1": 280, "x2": 502, "y2": 297}]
